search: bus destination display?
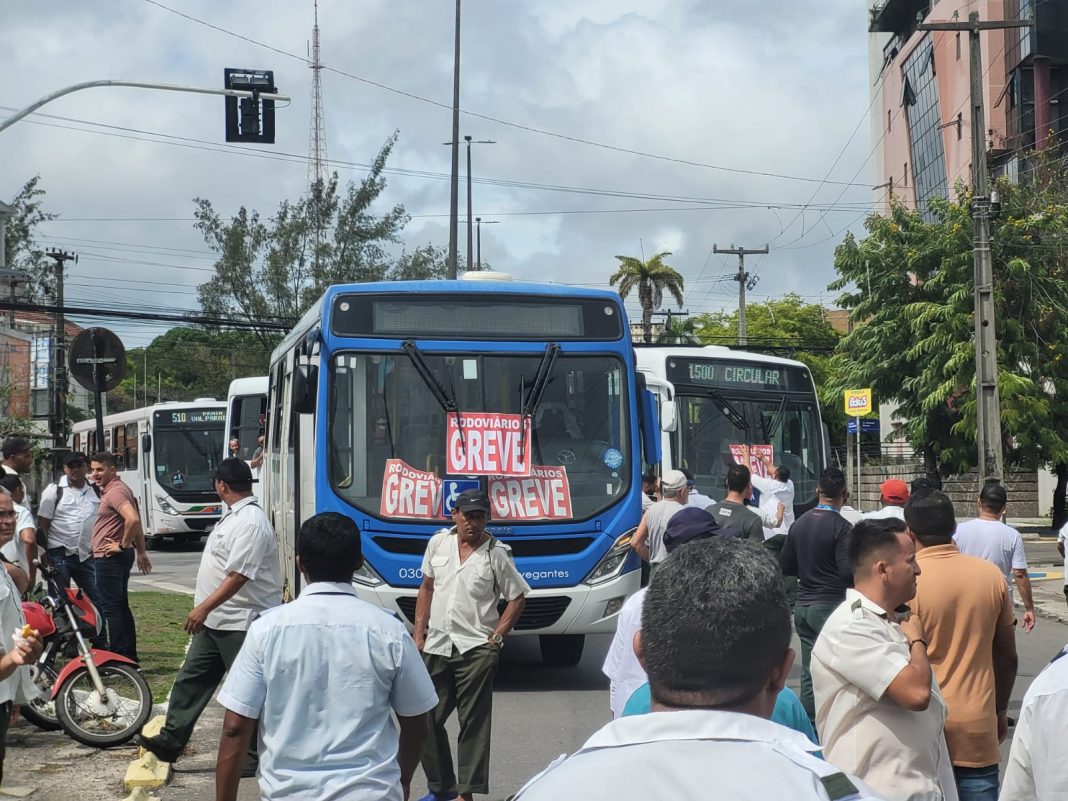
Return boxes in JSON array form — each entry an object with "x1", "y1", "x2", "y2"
[
  {"x1": 157, "y1": 409, "x2": 226, "y2": 426},
  {"x1": 667, "y1": 358, "x2": 810, "y2": 393}
]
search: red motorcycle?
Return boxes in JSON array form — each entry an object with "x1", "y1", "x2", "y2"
[{"x1": 20, "y1": 560, "x2": 153, "y2": 747}]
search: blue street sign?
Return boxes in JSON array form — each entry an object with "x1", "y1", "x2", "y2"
[
  {"x1": 441, "y1": 478, "x2": 481, "y2": 516},
  {"x1": 847, "y1": 418, "x2": 880, "y2": 434}
]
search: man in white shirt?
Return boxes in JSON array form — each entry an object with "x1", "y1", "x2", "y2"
[
  {"x1": 602, "y1": 507, "x2": 719, "y2": 717},
  {"x1": 813, "y1": 517, "x2": 957, "y2": 801},
  {"x1": 0, "y1": 437, "x2": 31, "y2": 498},
  {"x1": 953, "y1": 481, "x2": 1034, "y2": 632},
  {"x1": 514, "y1": 538, "x2": 882, "y2": 801},
  {"x1": 1000, "y1": 644, "x2": 1068, "y2": 800},
  {"x1": 413, "y1": 490, "x2": 531, "y2": 801},
  {"x1": 630, "y1": 470, "x2": 689, "y2": 566},
  {"x1": 680, "y1": 469, "x2": 715, "y2": 509},
  {"x1": 216, "y1": 512, "x2": 438, "y2": 801},
  {"x1": 1058, "y1": 524, "x2": 1068, "y2": 612},
  {"x1": 0, "y1": 493, "x2": 43, "y2": 785},
  {"x1": 36, "y1": 452, "x2": 104, "y2": 629},
  {"x1": 137, "y1": 458, "x2": 282, "y2": 774},
  {"x1": 0, "y1": 475, "x2": 35, "y2": 591},
  {"x1": 750, "y1": 460, "x2": 795, "y2": 540},
  {"x1": 860, "y1": 479, "x2": 909, "y2": 521}
]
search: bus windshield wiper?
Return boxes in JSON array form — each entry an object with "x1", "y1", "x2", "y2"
[
  {"x1": 699, "y1": 387, "x2": 750, "y2": 440},
  {"x1": 402, "y1": 340, "x2": 465, "y2": 453},
  {"x1": 764, "y1": 394, "x2": 789, "y2": 442},
  {"x1": 520, "y1": 343, "x2": 560, "y2": 462}
]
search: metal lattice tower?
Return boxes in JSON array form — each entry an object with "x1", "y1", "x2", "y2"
[{"x1": 307, "y1": 0, "x2": 328, "y2": 267}]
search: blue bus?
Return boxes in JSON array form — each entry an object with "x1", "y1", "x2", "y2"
[{"x1": 264, "y1": 273, "x2": 660, "y2": 666}]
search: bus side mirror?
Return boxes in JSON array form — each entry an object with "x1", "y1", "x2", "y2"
[
  {"x1": 292, "y1": 364, "x2": 318, "y2": 415},
  {"x1": 660, "y1": 400, "x2": 678, "y2": 433},
  {"x1": 141, "y1": 433, "x2": 151, "y2": 454}
]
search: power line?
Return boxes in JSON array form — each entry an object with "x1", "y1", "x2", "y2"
[
  {"x1": 140, "y1": 0, "x2": 874, "y2": 189},
  {"x1": 0, "y1": 300, "x2": 293, "y2": 330}
]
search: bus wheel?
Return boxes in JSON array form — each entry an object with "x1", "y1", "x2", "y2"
[{"x1": 539, "y1": 634, "x2": 585, "y2": 667}]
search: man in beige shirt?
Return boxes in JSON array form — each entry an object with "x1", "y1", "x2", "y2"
[
  {"x1": 905, "y1": 490, "x2": 1017, "y2": 801},
  {"x1": 813, "y1": 517, "x2": 956, "y2": 801}
]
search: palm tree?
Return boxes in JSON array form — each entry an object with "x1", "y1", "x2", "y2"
[
  {"x1": 656, "y1": 314, "x2": 701, "y2": 345},
  {"x1": 609, "y1": 252, "x2": 685, "y2": 344}
]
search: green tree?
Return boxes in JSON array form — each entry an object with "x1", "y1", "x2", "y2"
[
  {"x1": 691, "y1": 294, "x2": 845, "y2": 439},
  {"x1": 830, "y1": 153, "x2": 1068, "y2": 495},
  {"x1": 388, "y1": 243, "x2": 448, "y2": 280},
  {"x1": 194, "y1": 133, "x2": 409, "y2": 349},
  {"x1": 655, "y1": 314, "x2": 701, "y2": 344},
  {"x1": 4, "y1": 176, "x2": 58, "y2": 299},
  {"x1": 609, "y1": 251, "x2": 684, "y2": 344},
  {"x1": 107, "y1": 328, "x2": 273, "y2": 413}
]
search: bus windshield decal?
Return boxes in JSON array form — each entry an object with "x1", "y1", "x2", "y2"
[
  {"x1": 489, "y1": 465, "x2": 573, "y2": 521},
  {"x1": 381, "y1": 459, "x2": 441, "y2": 520},
  {"x1": 446, "y1": 412, "x2": 531, "y2": 476},
  {"x1": 728, "y1": 444, "x2": 775, "y2": 480}
]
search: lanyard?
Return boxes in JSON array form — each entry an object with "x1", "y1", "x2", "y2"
[{"x1": 815, "y1": 504, "x2": 838, "y2": 512}]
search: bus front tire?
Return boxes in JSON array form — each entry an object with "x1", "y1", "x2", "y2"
[{"x1": 539, "y1": 634, "x2": 585, "y2": 667}]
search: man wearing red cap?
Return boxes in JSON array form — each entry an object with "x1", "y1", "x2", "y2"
[{"x1": 860, "y1": 479, "x2": 909, "y2": 522}]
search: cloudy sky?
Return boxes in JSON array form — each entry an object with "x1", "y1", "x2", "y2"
[{"x1": 0, "y1": 1, "x2": 876, "y2": 350}]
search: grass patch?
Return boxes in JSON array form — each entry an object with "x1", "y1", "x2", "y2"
[{"x1": 130, "y1": 591, "x2": 193, "y2": 701}]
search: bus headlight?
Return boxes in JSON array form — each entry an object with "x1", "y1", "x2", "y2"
[
  {"x1": 353, "y1": 561, "x2": 385, "y2": 588},
  {"x1": 155, "y1": 495, "x2": 179, "y2": 516},
  {"x1": 584, "y1": 528, "x2": 636, "y2": 586}
]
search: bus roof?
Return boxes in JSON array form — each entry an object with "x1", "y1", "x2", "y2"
[
  {"x1": 273, "y1": 279, "x2": 626, "y2": 364},
  {"x1": 226, "y1": 376, "x2": 269, "y2": 397},
  {"x1": 635, "y1": 345, "x2": 811, "y2": 372}
]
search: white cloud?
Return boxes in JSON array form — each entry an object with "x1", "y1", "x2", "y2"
[{"x1": 0, "y1": 0, "x2": 874, "y2": 346}]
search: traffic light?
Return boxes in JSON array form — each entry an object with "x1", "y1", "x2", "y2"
[{"x1": 224, "y1": 68, "x2": 276, "y2": 144}]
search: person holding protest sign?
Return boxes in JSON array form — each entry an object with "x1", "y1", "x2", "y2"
[{"x1": 413, "y1": 489, "x2": 531, "y2": 801}]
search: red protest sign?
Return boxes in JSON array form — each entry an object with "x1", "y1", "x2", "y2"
[
  {"x1": 447, "y1": 412, "x2": 532, "y2": 477},
  {"x1": 380, "y1": 459, "x2": 441, "y2": 519},
  {"x1": 729, "y1": 444, "x2": 775, "y2": 479},
  {"x1": 489, "y1": 465, "x2": 573, "y2": 521}
]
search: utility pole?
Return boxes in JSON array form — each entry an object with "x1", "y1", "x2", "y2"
[
  {"x1": 45, "y1": 249, "x2": 76, "y2": 448},
  {"x1": 918, "y1": 11, "x2": 1033, "y2": 483},
  {"x1": 447, "y1": 0, "x2": 462, "y2": 279},
  {"x1": 462, "y1": 136, "x2": 496, "y2": 273},
  {"x1": 474, "y1": 217, "x2": 499, "y2": 270},
  {"x1": 306, "y1": 0, "x2": 328, "y2": 275},
  {"x1": 713, "y1": 244, "x2": 768, "y2": 347}
]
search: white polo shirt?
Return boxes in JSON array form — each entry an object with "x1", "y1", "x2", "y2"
[
  {"x1": 1, "y1": 502, "x2": 34, "y2": 575},
  {"x1": 512, "y1": 710, "x2": 884, "y2": 800},
  {"x1": 218, "y1": 582, "x2": 438, "y2": 801},
  {"x1": 752, "y1": 474, "x2": 795, "y2": 538},
  {"x1": 37, "y1": 478, "x2": 98, "y2": 561},
  {"x1": 812, "y1": 589, "x2": 957, "y2": 801},
  {"x1": 420, "y1": 528, "x2": 530, "y2": 657},
  {"x1": 1001, "y1": 645, "x2": 1068, "y2": 801},
  {"x1": 194, "y1": 496, "x2": 282, "y2": 631},
  {"x1": 602, "y1": 587, "x2": 646, "y2": 718}
]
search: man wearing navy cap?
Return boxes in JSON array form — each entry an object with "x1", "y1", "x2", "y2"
[{"x1": 413, "y1": 489, "x2": 531, "y2": 801}]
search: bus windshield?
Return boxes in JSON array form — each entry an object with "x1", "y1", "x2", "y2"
[
  {"x1": 329, "y1": 351, "x2": 630, "y2": 522},
  {"x1": 672, "y1": 393, "x2": 822, "y2": 504},
  {"x1": 154, "y1": 425, "x2": 225, "y2": 497}
]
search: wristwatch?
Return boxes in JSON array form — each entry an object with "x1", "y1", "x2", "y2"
[{"x1": 489, "y1": 633, "x2": 504, "y2": 648}]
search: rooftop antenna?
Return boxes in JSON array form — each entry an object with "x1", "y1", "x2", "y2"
[{"x1": 307, "y1": 0, "x2": 328, "y2": 274}]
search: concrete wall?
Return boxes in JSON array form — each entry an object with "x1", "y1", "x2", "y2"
[{"x1": 856, "y1": 462, "x2": 1039, "y2": 518}]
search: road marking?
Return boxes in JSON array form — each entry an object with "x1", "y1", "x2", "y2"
[{"x1": 130, "y1": 577, "x2": 194, "y2": 595}]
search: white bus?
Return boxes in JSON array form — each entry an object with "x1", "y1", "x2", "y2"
[
  {"x1": 71, "y1": 400, "x2": 228, "y2": 548},
  {"x1": 636, "y1": 346, "x2": 827, "y2": 514},
  {"x1": 225, "y1": 376, "x2": 268, "y2": 502}
]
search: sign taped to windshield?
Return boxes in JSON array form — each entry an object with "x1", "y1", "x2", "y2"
[
  {"x1": 447, "y1": 412, "x2": 532, "y2": 476},
  {"x1": 729, "y1": 444, "x2": 775, "y2": 479},
  {"x1": 489, "y1": 465, "x2": 573, "y2": 520},
  {"x1": 380, "y1": 459, "x2": 441, "y2": 519}
]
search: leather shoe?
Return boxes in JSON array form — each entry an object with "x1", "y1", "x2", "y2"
[{"x1": 135, "y1": 733, "x2": 181, "y2": 764}]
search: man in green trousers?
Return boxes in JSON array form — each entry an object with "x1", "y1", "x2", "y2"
[{"x1": 136, "y1": 458, "x2": 282, "y2": 776}]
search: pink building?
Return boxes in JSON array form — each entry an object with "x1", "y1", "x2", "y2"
[{"x1": 869, "y1": 0, "x2": 1068, "y2": 216}]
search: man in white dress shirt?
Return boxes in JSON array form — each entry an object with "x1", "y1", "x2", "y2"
[
  {"x1": 514, "y1": 537, "x2": 883, "y2": 801},
  {"x1": 217, "y1": 512, "x2": 438, "y2": 801}
]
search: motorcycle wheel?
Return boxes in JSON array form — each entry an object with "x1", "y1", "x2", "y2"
[
  {"x1": 55, "y1": 663, "x2": 153, "y2": 747},
  {"x1": 20, "y1": 665, "x2": 61, "y2": 732}
]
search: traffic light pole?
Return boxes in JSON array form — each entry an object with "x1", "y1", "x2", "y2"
[{"x1": 0, "y1": 80, "x2": 290, "y2": 135}]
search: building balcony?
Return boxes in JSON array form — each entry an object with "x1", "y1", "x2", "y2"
[{"x1": 870, "y1": 0, "x2": 932, "y2": 35}]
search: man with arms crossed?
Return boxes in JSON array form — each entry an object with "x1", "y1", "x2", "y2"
[
  {"x1": 813, "y1": 518, "x2": 956, "y2": 800},
  {"x1": 90, "y1": 453, "x2": 151, "y2": 660},
  {"x1": 216, "y1": 513, "x2": 437, "y2": 801}
]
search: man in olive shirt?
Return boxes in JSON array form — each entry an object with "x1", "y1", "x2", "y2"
[{"x1": 780, "y1": 466, "x2": 853, "y2": 723}]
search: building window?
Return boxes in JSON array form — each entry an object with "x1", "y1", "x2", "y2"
[{"x1": 903, "y1": 35, "x2": 949, "y2": 220}]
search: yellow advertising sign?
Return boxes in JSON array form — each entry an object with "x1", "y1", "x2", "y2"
[{"x1": 843, "y1": 388, "x2": 873, "y2": 417}]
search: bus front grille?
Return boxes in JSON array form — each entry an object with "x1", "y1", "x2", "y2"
[{"x1": 395, "y1": 596, "x2": 572, "y2": 631}]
